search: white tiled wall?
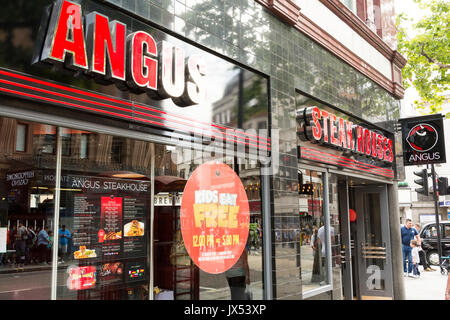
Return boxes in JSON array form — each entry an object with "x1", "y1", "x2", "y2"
[{"x1": 294, "y1": 0, "x2": 392, "y2": 80}]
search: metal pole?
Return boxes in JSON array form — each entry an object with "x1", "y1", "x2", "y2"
[
  {"x1": 148, "y1": 143, "x2": 155, "y2": 300},
  {"x1": 51, "y1": 127, "x2": 63, "y2": 300},
  {"x1": 261, "y1": 166, "x2": 273, "y2": 300},
  {"x1": 431, "y1": 164, "x2": 443, "y2": 267}
]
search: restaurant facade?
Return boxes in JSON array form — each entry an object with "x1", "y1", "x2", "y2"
[{"x1": 0, "y1": 0, "x2": 407, "y2": 300}]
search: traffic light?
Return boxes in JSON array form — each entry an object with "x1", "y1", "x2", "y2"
[
  {"x1": 438, "y1": 177, "x2": 449, "y2": 195},
  {"x1": 413, "y1": 169, "x2": 429, "y2": 196}
]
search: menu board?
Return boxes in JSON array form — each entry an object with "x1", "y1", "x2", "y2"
[
  {"x1": 123, "y1": 196, "x2": 146, "y2": 258},
  {"x1": 66, "y1": 175, "x2": 150, "y2": 291},
  {"x1": 99, "y1": 261, "x2": 124, "y2": 285},
  {"x1": 100, "y1": 196, "x2": 123, "y2": 258},
  {"x1": 73, "y1": 195, "x2": 98, "y2": 260},
  {"x1": 125, "y1": 260, "x2": 146, "y2": 283}
]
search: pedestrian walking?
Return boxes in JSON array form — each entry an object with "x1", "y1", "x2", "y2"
[
  {"x1": 58, "y1": 225, "x2": 71, "y2": 263},
  {"x1": 14, "y1": 222, "x2": 28, "y2": 271},
  {"x1": 413, "y1": 223, "x2": 435, "y2": 272},
  {"x1": 37, "y1": 227, "x2": 50, "y2": 263},
  {"x1": 47, "y1": 230, "x2": 54, "y2": 263},
  {"x1": 401, "y1": 219, "x2": 419, "y2": 277},
  {"x1": 411, "y1": 240, "x2": 420, "y2": 278},
  {"x1": 25, "y1": 226, "x2": 36, "y2": 264}
]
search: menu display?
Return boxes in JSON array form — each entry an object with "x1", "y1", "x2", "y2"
[
  {"x1": 73, "y1": 195, "x2": 97, "y2": 251},
  {"x1": 67, "y1": 266, "x2": 97, "y2": 291},
  {"x1": 65, "y1": 175, "x2": 150, "y2": 291},
  {"x1": 123, "y1": 196, "x2": 146, "y2": 258},
  {"x1": 99, "y1": 262, "x2": 124, "y2": 285},
  {"x1": 100, "y1": 196, "x2": 123, "y2": 258},
  {"x1": 125, "y1": 261, "x2": 146, "y2": 283}
]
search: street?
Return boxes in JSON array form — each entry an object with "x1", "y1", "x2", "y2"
[
  {"x1": 404, "y1": 267, "x2": 448, "y2": 300},
  {"x1": 0, "y1": 269, "x2": 52, "y2": 300}
]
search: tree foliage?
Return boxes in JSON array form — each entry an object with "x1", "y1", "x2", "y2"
[{"x1": 396, "y1": 0, "x2": 450, "y2": 115}]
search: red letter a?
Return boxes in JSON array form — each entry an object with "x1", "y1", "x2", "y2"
[{"x1": 41, "y1": 0, "x2": 88, "y2": 70}]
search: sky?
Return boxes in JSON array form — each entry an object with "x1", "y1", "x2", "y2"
[{"x1": 394, "y1": 0, "x2": 425, "y2": 22}]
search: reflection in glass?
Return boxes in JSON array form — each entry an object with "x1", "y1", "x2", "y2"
[
  {"x1": 0, "y1": 117, "x2": 56, "y2": 300},
  {"x1": 154, "y1": 144, "x2": 264, "y2": 300},
  {"x1": 56, "y1": 129, "x2": 152, "y2": 300},
  {"x1": 299, "y1": 169, "x2": 329, "y2": 292}
]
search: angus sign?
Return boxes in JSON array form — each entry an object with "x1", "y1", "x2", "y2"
[
  {"x1": 38, "y1": 0, "x2": 207, "y2": 107},
  {"x1": 297, "y1": 106, "x2": 394, "y2": 163},
  {"x1": 399, "y1": 114, "x2": 446, "y2": 166}
]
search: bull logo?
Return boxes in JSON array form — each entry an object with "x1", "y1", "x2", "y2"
[{"x1": 406, "y1": 123, "x2": 438, "y2": 152}]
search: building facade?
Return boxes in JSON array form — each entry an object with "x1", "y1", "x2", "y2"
[{"x1": 0, "y1": 0, "x2": 406, "y2": 300}]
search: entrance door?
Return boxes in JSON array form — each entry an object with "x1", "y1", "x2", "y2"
[{"x1": 353, "y1": 185, "x2": 393, "y2": 300}]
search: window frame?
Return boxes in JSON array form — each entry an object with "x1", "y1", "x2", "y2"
[
  {"x1": 15, "y1": 122, "x2": 28, "y2": 152},
  {"x1": 298, "y1": 163, "x2": 333, "y2": 298}
]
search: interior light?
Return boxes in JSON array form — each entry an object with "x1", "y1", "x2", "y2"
[{"x1": 112, "y1": 173, "x2": 146, "y2": 179}]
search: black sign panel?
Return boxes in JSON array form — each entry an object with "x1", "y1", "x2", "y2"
[{"x1": 399, "y1": 114, "x2": 446, "y2": 166}]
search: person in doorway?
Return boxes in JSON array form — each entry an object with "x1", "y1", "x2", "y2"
[
  {"x1": 401, "y1": 219, "x2": 419, "y2": 277},
  {"x1": 413, "y1": 223, "x2": 435, "y2": 272},
  {"x1": 58, "y1": 225, "x2": 71, "y2": 263},
  {"x1": 311, "y1": 225, "x2": 322, "y2": 283},
  {"x1": 316, "y1": 223, "x2": 335, "y2": 284},
  {"x1": 225, "y1": 247, "x2": 251, "y2": 300},
  {"x1": 410, "y1": 240, "x2": 421, "y2": 278}
]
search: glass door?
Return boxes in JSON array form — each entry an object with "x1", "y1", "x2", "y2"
[{"x1": 354, "y1": 185, "x2": 393, "y2": 300}]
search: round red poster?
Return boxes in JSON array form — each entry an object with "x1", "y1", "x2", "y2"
[{"x1": 180, "y1": 161, "x2": 250, "y2": 274}]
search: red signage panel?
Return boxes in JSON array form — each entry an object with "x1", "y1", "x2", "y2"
[{"x1": 180, "y1": 162, "x2": 250, "y2": 274}]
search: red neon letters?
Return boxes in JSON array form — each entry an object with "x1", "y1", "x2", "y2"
[
  {"x1": 127, "y1": 31, "x2": 158, "y2": 90},
  {"x1": 42, "y1": 0, "x2": 88, "y2": 70},
  {"x1": 87, "y1": 12, "x2": 126, "y2": 81},
  {"x1": 299, "y1": 106, "x2": 394, "y2": 163},
  {"x1": 40, "y1": 0, "x2": 207, "y2": 107}
]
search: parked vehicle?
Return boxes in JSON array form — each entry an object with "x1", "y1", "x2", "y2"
[{"x1": 419, "y1": 220, "x2": 450, "y2": 266}]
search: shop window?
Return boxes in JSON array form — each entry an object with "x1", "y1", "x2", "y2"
[
  {"x1": 0, "y1": 116, "x2": 56, "y2": 300},
  {"x1": 299, "y1": 169, "x2": 331, "y2": 293},
  {"x1": 445, "y1": 225, "x2": 450, "y2": 238},
  {"x1": 341, "y1": 0, "x2": 357, "y2": 15},
  {"x1": 15, "y1": 123, "x2": 27, "y2": 152},
  {"x1": 111, "y1": 136, "x2": 124, "y2": 163},
  {"x1": 61, "y1": 132, "x2": 71, "y2": 157},
  {"x1": 57, "y1": 129, "x2": 153, "y2": 300},
  {"x1": 34, "y1": 125, "x2": 57, "y2": 154},
  {"x1": 80, "y1": 134, "x2": 89, "y2": 159},
  {"x1": 424, "y1": 225, "x2": 439, "y2": 238},
  {"x1": 28, "y1": 127, "x2": 264, "y2": 301},
  {"x1": 153, "y1": 144, "x2": 263, "y2": 300}
]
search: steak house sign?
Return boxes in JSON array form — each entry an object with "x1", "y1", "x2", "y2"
[
  {"x1": 38, "y1": 0, "x2": 207, "y2": 107},
  {"x1": 297, "y1": 106, "x2": 394, "y2": 163}
]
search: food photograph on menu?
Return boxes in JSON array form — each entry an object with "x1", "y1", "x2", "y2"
[
  {"x1": 73, "y1": 246, "x2": 97, "y2": 260},
  {"x1": 124, "y1": 220, "x2": 145, "y2": 237},
  {"x1": 99, "y1": 262, "x2": 124, "y2": 285}
]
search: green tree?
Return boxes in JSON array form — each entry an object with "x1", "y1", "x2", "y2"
[{"x1": 396, "y1": 0, "x2": 449, "y2": 115}]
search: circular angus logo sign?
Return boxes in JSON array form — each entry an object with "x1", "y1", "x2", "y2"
[
  {"x1": 399, "y1": 115, "x2": 446, "y2": 166},
  {"x1": 406, "y1": 123, "x2": 438, "y2": 152},
  {"x1": 180, "y1": 161, "x2": 250, "y2": 274}
]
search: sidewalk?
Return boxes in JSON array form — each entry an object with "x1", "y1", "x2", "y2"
[{"x1": 404, "y1": 266, "x2": 448, "y2": 300}]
